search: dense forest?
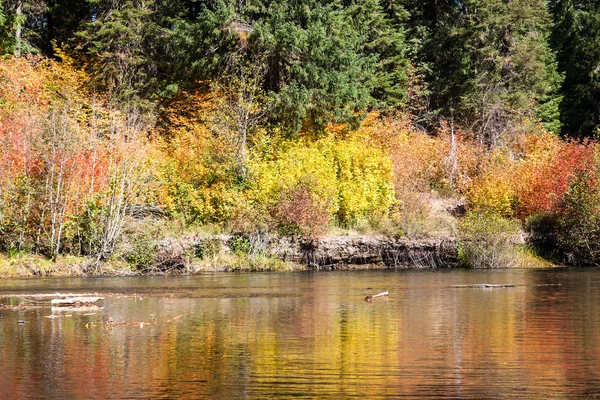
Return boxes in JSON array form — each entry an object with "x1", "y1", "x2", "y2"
[{"x1": 0, "y1": 0, "x2": 600, "y2": 271}]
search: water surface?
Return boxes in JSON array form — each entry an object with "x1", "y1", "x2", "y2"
[{"x1": 1, "y1": 269, "x2": 600, "y2": 399}]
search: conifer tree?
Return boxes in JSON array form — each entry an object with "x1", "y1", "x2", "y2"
[
  {"x1": 172, "y1": 0, "x2": 409, "y2": 131},
  {"x1": 73, "y1": 0, "x2": 171, "y2": 108},
  {"x1": 0, "y1": 0, "x2": 48, "y2": 56},
  {"x1": 0, "y1": 2, "x2": 8, "y2": 54},
  {"x1": 550, "y1": 0, "x2": 600, "y2": 138},
  {"x1": 404, "y1": 0, "x2": 562, "y2": 144},
  {"x1": 347, "y1": 0, "x2": 410, "y2": 110}
]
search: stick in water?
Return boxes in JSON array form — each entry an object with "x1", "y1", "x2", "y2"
[{"x1": 365, "y1": 291, "x2": 389, "y2": 302}]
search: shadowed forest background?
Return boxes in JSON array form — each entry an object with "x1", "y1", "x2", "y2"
[{"x1": 1, "y1": 0, "x2": 600, "y2": 272}]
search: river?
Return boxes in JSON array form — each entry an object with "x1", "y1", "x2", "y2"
[{"x1": 1, "y1": 268, "x2": 600, "y2": 399}]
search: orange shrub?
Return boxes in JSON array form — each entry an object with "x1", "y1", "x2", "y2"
[
  {"x1": 0, "y1": 56, "x2": 154, "y2": 257},
  {"x1": 364, "y1": 115, "x2": 480, "y2": 195},
  {"x1": 516, "y1": 140, "x2": 596, "y2": 218}
]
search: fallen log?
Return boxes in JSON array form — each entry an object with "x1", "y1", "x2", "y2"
[
  {"x1": 51, "y1": 305, "x2": 102, "y2": 313},
  {"x1": 50, "y1": 297, "x2": 104, "y2": 307},
  {"x1": 450, "y1": 284, "x2": 516, "y2": 288},
  {"x1": 0, "y1": 293, "x2": 101, "y2": 299},
  {"x1": 365, "y1": 291, "x2": 389, "y2": 302}
]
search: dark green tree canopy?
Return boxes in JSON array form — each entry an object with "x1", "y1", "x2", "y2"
[
  {"x1": 403, "y1": 0, "x2": 562, "y2": 143},
  {"x1": 3, "y1": 0, "x2": 597, "y2": 141},
  {"x1": 171, "y1": 0, "x2": 411, "y2": 131},
  {"x1": 550, "y1": 0, "x2": 600, "y2": 138}
]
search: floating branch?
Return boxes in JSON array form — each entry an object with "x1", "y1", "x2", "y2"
[
  {"x1": 50, "y1": 297, "x2": 104, "y2": 307},
  {"x1": 450, "y1": 284, "x2": 516, "y2": 288},
  {"x1": 365, "y1": 291, "x2": 389, "y2": 302}
]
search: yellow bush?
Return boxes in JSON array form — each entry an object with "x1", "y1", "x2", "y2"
[
  {"x1": 249, "y1": 134, "x2": 395, "y2": 228},
  {"x1": 466, "y1": 150, "x2": 518, "y2": 217},
  {"x1": 333, "y1": 139, "x2": 395, "y2": 224},
  {"x1": 249, "y1": 139, "x2": 339, "y2": 215},
  {"x1": 155, "y1": 115, "x2": 243, "y2": 224}
]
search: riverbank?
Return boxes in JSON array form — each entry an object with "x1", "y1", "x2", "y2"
[
  {"x1": 0, "y1": 192, "x2": 560, "y2": 278},
  {"x1": 0, "y1": 229, "x2": 556, "y2": 278},
  {"x1": 0, "y1": 234, "x2": 459, "y2": 277}
]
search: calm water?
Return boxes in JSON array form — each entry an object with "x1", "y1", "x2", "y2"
[{"x1": 1, "y1": 269, "x2": 600, "y2": 399}]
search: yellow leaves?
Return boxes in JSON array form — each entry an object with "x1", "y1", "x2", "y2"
[
  {"x1": 249, "y1": 134, "x2": 395, "y2": 226},
  {"x1": 468, "y1": 175, "x2": 518, "y2": 217},
  {"x1": 250, "y1": 139, "x2": 339, "y2": 214},
  {"x1": 333, "y1": 139, "x2": 395, "y2": 224},
  {"x1": 466, "y1": 149, "x2": 518, "y2": 217}
]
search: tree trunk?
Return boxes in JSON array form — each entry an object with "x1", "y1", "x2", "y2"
[{"x1": 15, "y1": 0, "x2": 23, "y2": 57}]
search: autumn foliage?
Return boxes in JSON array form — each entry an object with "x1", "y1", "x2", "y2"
[
  {"x1": 0, "y1": 56, "x2": 153, "y2": 260},
  {"x1": 2, "y1": 55, "x2": 600, "y2": 266}
]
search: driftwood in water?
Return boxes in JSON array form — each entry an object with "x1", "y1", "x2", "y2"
[
  {"x1": 50, "y1": 305, "x2": 102, "y2": 313},
  {"x1": 0, "y1": 293, "x2": 101, "y2": 299},
  {"x1": 50, "y1": 297, "x2": 104, "y2": 307},
  {"x1": 450, "y1": 284, "x2": 516, "y2": 288},
  {"x1": 365, "y1": 291, "x2": 389, "y2": 302}
]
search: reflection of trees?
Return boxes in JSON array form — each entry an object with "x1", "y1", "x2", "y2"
[{"x1": 1, "y1": 271, "x2": 600, "y2": 397}]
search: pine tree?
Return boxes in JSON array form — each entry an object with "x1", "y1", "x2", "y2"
[
  {"x1": 404, "y1": 0, "x2": 562, "y2": 144},
  {"x1": 258, "y1": 0, "x2": 374, "y2": 131},
  {"x1": 347, "y1": 0, "x2": 410, "y2": 110},
  {"x1": 0, "y1": 0, "x2": 49, "y2": 56},
  {"x1": 550, "y1": 0, "x2": 600, "y2": 138},
  {"x1": 0, "y1": 1, "x2": 9, "y2": 54},
  {"x1": 73, "y1": 0, "x2": 171, "y2": 108},
  {"x1": 171, "y1": 0, "x2": 406, "y2": 132}
]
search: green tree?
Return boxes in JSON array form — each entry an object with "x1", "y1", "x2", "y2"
[
  {"x1": 260, "y1": 0, "x2": 374, "y2": 131},
  {"x1": 404, "y1": 0, "x2": 562, "y2": 144},
  {"x1": 0, "y1": 0, "x2": 49, "y2": 56},
  {"x1": 72, "y1": 0, "x2": 172, "y2": 107},
  {"x1": 550, "y1": 0, "x2": 600, "y2": 138},
  {"x1": 0, "y1": 1, "x2": 8, "y2": 54},
  {"x1": 346, "y1": 0, "x2": 411, "y2": 110},
  {"x1": 172, "y1": 0, "x2": 409, "y2": 132},
  {"x1": 43, "y1": 0, "x2": 94, "y2": 55}
]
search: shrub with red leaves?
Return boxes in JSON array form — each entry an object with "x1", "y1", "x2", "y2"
[
  {"x1": 274, "y1": 183, "x2": 331, "y2": 239},
  {"x1": 517, "y1": 141, "x2": 595, "y2": 218}
]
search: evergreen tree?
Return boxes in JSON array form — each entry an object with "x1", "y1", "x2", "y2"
[
  {"x1": 44, "y1": 0, "x2": 94, "y2": 55},
  {"x1": 404, "y1": 0, "x2": 562, "y2": 144},
  {"x1": 258, "y1": 0, "x2": 374, "y2": 130},
  {"x1": 550, "y1": 0, "x2": 600, "y2": 138},
  {"x1": 347, "y1": 0, "x2": 410, "y2": 110},
  {"x1": 0, "y1": 1, "x2": 8, "y2": 54},
  {"x1": 172, "y1": 0, "x2": 409, "y2": 131},
  {"x1": 0, "y1": 0, "x2": 49, "y2": 56},
  {"x1": 73, "y1": 0, "x2": 172, "y2": 107}
]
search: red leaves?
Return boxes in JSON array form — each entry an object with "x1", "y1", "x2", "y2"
[
  {"x1": 517, "y1": 141, "x2": 596, "y2": 218},
  {"x1": 274, "y1": 183, "x2": 331, "y2": 239}
]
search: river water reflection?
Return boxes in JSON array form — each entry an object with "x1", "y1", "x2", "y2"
[{"x1": 1, "y1": 269, "x2": 600, "y2": 399}]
